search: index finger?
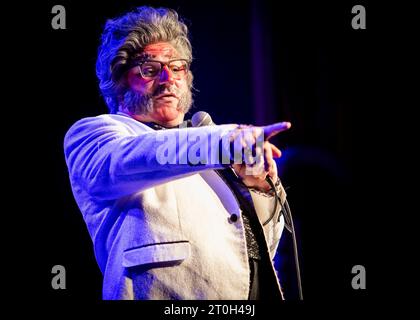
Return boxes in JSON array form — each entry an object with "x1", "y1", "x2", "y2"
[{"x1": 263, "y1": 122, "x2": 291, "y2": 140}]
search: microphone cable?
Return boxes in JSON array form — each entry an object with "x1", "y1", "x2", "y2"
[
  {"x1": 265, "y1": 176, "x2": 303, "y2": 301},
  {"x1": 190, "y1": 111, "x2": 303, "y2": 299}
]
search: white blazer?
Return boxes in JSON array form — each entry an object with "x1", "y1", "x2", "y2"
[{"x1": 64, "y1": 113, "x2": 286, "y2": 300}]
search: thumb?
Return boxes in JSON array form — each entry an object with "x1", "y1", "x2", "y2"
[{"x1": 269, "y1": 143, "x2": 282, "y2": 158}]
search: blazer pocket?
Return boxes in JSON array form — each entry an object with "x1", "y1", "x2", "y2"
[{"x1": 122, "y1": 241, "x2": 191, "y2": 268}]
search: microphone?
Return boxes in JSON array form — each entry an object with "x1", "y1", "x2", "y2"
[{"x1": 191, "y1": 111, "x2": 215, "y2": 127}]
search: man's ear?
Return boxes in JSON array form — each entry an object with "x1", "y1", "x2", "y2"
[{"x1": 187, "y1": 71, "x2": 194, "y2": 88}]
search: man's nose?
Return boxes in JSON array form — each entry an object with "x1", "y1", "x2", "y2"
[{"x1": 159, "y1": 65, "x2": 175, "y2": 84}]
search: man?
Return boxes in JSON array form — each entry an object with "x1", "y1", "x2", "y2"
[{"x1": 64, "y1": 6, "x2": 291, "y2": 300}]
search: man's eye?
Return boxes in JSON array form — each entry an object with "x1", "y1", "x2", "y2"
[
  {"x1": 141, "y1": 64, "x2": 160, "y2": 76},
  {"x1": 170, "y1": 66, "x2": 186, "y2": 73}
]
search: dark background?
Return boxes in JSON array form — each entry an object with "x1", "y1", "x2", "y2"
[{"x1": 8, "y1": 0, "x2": 402, "y2": 309}]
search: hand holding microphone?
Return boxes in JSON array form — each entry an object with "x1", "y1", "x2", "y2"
[
  {"x1": 229, "y1": 123, "x2": 290, "y2": 193},
  {"x1": 192, "y1": 111, "x2": 291, "y2": 192}
]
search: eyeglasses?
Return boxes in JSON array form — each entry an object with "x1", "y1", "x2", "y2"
[{"x1": 132, "y1": 59, "x2": 190, "y2": 80}]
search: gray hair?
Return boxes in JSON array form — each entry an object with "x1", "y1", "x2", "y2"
[{"x1": 96, "y1": 6, "x2": 193, "y2": 113}]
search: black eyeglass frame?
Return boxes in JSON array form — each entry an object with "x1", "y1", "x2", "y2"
[{"x1": 131, "y1": 58, "x2": 191, "y2": 79}]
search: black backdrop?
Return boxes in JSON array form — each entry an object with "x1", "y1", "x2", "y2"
[{"x1": 8, "y1": 0, "x2": 400, "y2": 310}]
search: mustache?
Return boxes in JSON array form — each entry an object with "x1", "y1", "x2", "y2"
[
  {"x1": 122, "y1": 83, "x2": 193, "y2": 115},
  {"x1": 152, "y1": 85, "x2": 181, "y2": 98}
]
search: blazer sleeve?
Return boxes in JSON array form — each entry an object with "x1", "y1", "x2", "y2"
[{"x1": 64, "y1": 115, "x2": 236, "y2": 200}]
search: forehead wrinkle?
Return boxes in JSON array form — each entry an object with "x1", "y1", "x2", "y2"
[
  {"x1": 136, "y1": 53, "x2": 183, "y2": 63},
  {"x1": 141, "y1": 42, "x2": 181, "y2": 60}
]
